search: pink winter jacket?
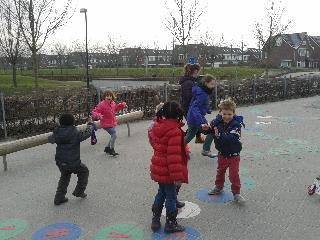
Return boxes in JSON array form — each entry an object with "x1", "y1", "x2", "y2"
[{"x1": 92, "y1": 100, "x2": 126, "y2": 128}]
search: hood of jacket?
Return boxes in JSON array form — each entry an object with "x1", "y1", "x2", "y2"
[
  {"x1": 53, "y1": 126, "x2": 78, "y2": 144},
  {"x1": 152, "y1": 119, "x2": 184, "y2": 138}
]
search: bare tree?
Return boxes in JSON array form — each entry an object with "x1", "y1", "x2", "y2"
[
  {"x1": 53, "y1": 42, "x2": 70, "y2": 75},
  {"x1": 254, "y1": 0, "x2": 292, "y2": 74},
  {"x1": 200, "y1": 31, "x2": 225, "y2": 69},
  {"x1": 0, "y1": 2, "x2": 24, "y2": 87},
  {"x1": 1, "y1": 0, "x2": 75, "y2": 87},
  {"x1": 105, "y1": 35, "x2": 126, "y2": 75},
  {"x1": 164, "y1": 0, "x2": 205, "y2": 58}
]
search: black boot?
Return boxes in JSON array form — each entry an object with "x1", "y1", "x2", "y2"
[
  {"x1": 176, "y1": 200, "x2": 185, "y2": 209},
  {"x1": 72, "y1": 191, "x2": 87, "y2": 198},
  {"x1": 109, "y1": 148, "x2": 119, "y2": 156},
  {"x1": 151, "y1": 205, "x2": 163, "y2": 232},
  {"x1": 54, "y1": 196, "x2": 68, "y2": 206},
  {"x1": 104, "y1": 146, "x2": 111, "y2": 153},
  {"x1": 176, "y1": 185, "x2": 185, "y2": 209},
  {"x1": 164, "y1": 211, "x2": 185, "y2": 233}
]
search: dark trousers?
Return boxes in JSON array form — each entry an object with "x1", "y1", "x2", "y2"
[
  {"x1": 153, "y1": 183, "x2": 177, "y2": 214},
  {"x1": 55, "y1": 163, "x2": 89, "y2": 199}
]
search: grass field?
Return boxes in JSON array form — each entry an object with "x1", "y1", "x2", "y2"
[
  {"x1": 0, "y1": 75, "x2": 85, "y2": 94},
  {"x1": 0, "y1": 66, "x2": 265, "y2": 80}
]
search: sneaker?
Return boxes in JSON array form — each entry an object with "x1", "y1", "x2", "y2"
[
  {"x1": 201, "y1": 150, "x2": 217, "y2": 158},
  {"x1": 104, "y1": 146, "x2": 111, "y2": 153},
  {"x1": 195, "y1": 135, "x2": 205, "y2": 144},
  {"x1": 208, "y1": 187, "x2": 223, "y2": 195},
  {"x1": 164, "y1": 211, "x2": 185, "y2": 233},
  {"x1": 234, "y1": 194, "x2": 246, "y2": 203}
]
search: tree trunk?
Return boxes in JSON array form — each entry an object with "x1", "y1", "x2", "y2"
[
  {"x1": 12, "y1": 63, "x2": 17, "y2": 88},
  {"x1": 32, "y1": 51, "x2": 38, "y2": 88}
]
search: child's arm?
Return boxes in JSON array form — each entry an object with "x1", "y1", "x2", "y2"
[
  {"x1": 216, "y1": 124, "x2": 241, "y2": 145},
  {"x1": 191, "y1": 97, "x2": 208, "y2": 126},
  {"x1": 167, "y1": 130, "x2": 185, "y2": 182},
  {"x1": 92, "y1": 102, "x2": 103, "y2": 120},
  {"x1": 78, "y1": 123, "x2": 94, "y2": 142},
  {"x1": 115, "y1": 102, "x2": 127, "y2": 113}
]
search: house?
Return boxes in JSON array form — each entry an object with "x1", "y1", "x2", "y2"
[{"x1": 263, "y1": 32, "x2": 320, "y2": 68}]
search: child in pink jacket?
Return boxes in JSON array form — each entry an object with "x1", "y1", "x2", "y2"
[{"x1": 92, "y1": 90, "x2": 126, "y2": 156}]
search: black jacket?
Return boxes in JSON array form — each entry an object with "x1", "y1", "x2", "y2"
[
  {"x1": 48, "y1": 124, "x2": 92, "y2": 166},
  {"x1": 210, "y1": 114, "x2": 243, "y2": 157},
  {"x1": 179, "y1": 76, "x2": 197, "y2": 115}
]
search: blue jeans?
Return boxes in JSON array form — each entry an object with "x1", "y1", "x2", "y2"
[
  {"x1": 104, "y1": 128, "x2": 117, "y2": 149},
  {"x1": 153, "y1": 184, "x2": 177, "y2": 214}
]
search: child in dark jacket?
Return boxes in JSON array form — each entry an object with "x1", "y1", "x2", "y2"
[
  {"x1": 208, "y1": 99, "x2": 245, "y2": 203},
  {"x1": 48, "y1": 113, "x2": 93, "y2": 206},
  {"x1": 185, "y1": 74, "x2": 217, "y2": 158},
  {"x1": 179, "y1": 64, "x2": 205, "y2": 144},
  {"x1": 149, "y1": 101, "x2": 189, "y2": 234}
]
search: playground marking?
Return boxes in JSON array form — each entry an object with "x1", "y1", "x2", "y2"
[
  {"x1": 0, "y1": 219, "x2": 27, "y2": 240},
  {"x1": 196, "y1": 189, "x2": 234, "y2": 204},
  {"x1": 94, "y1": 224, "x2": 143, "y2": 240},
  {"x1": 31, "y1": 223, "x2": 81, "y2": 240},
  {"x1": 162, "y1": 201, "x2": 201, "y2": 219},
  {"x1": 151, "y1": 226, "x2": 202, "y2": 240}
]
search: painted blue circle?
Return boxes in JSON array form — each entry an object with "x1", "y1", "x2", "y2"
[
  {"x1": 32, "y1": 223, "x2": 81, "y2": 240},
  {"x1": 196, "y1": 189, "x2": 234, "y2": 204},
  {"x1": 151, "y1": 226, "x2": 201, "y2": 240}
]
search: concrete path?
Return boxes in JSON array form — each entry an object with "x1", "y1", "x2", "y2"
[{"x1": 1, "y1": 96, "x2": 320, "y2": 240}]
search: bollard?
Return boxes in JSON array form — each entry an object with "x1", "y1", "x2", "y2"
[
  {"x1": 0, "y1": 92, "x2": 7, "y2": 139},
  {"x1": 252, "y1": 79, "x2": 256, "y2": 104},
  {"x1": 3, "y1": 155, "x2": 7, "y2": 171}
]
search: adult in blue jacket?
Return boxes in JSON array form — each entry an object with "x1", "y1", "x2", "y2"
[{"x1": 185, "y1": 74, "x2": 216, "y2": 158}]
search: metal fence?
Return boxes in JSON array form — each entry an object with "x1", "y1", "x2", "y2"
[{"x1": 1, "y1": 75, "x2": 320, "y2": 140}]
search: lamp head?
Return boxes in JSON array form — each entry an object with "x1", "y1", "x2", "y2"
[{"x1": 80, "y1": 8, "x2": 87, "y2": 13}]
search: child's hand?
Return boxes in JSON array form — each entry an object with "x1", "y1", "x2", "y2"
[{"x1": 201, "y1": 124, "x2": 210, "y2": 131}]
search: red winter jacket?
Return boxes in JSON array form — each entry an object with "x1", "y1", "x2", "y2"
[
  {"x1": 149, "y1": 119, "x2": 189, "y2": 184},
  {"x1": 92, "y1": 100, "x2": 126, "y2": 128}
]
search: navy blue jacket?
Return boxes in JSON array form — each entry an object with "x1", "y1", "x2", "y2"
[
  {"x1": 210, "y1": 114, "x2": 244, "y2": 157},
  {"x1": 179, "y1": 76, "x2": 197, "y2": 116},
  {"x1": 48, "y1": 124, "x2": 92, "y2": 166},
  {"x1": 187, "y1": 85, "x2": 211, "y2": 127}
]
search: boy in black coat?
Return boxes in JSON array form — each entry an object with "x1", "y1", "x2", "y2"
[{"x1": 48, "y1": 113, "x2": 93, "y2": 205}]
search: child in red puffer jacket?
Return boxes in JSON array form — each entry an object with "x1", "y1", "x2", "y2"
[
  {"x1": 149, "y1": 101, "x2": 189, "y2": 234},
  {"x1": 92, "y1": 90, "x2": 126, "y2": 156}
]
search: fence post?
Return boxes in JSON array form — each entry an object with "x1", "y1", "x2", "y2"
[
  {"x1": 252, "y1": 79, "x2": 256, "y2": 104},
  {"x1": 164, "y1": 83, "x2": 168, "y2": 102},
  {"x1": 214, "y1": 84, "x2": 218, "y2": 109},
  {"x1": 284, "y1": 76, "x2": 287, "y2": 99},
  {"x1": 1, "y1": 92, "x2": 8, "y2": 171}
]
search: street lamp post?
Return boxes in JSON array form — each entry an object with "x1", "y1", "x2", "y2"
[{"x1": 80, "y1": 8, "x2": 90, "y2": 116}]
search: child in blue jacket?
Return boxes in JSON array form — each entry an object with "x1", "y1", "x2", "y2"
[
  {"x1": 185, "y1": 74, "x2": 216, "y2": 158},
  {"x1": 208, "y1": 99, "x2": 245, "y2": 203}
]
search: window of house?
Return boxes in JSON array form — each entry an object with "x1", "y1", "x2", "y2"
[
  {"x1": 148, "y1": 56, "x2": 156, "y2": 62},
  {"x1": 122, "y1": 56, "x2": 128, "y2": 62},
  {"x1": 276, "y1": 37, "x2": 282, "y2": 47},
  {"x1": 298, "y1": 48, "x2": 306, "y2": 57},
  {"x1": 179, "y1": 54, "x2": 184, "y2": 60}
]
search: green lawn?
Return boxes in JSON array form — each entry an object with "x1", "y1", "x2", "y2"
[
  {"x1": 0, "y1": 67, "x2": 265, "y2": 80},
  {"x1": 0, "y1": 75, "x2": 85, "y2": 94}
]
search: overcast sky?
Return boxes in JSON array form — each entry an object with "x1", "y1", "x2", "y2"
[{"x1": 49, "y1": 0, "x2": 320, "y2": 50}]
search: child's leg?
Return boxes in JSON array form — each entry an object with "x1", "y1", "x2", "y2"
[
  {"x1": 202, "y1": 132, "x2": 214, "y2": 152},
  {"x1": 55, "y1": 166, "x2": 71, "y2": 201},
  {"x1": 153, "y1": 184, "x2": 166, "y2": 209},
  {"x1": 214, "y1": 155, "x2": 229, "y2": 190},
  {"x1": 105, "y1": 128, "x2": 117, "y2": 149},
  {"x1": 73, "y1": 163, "x2": 89, "y2": 196},
  {"x1": 164, "y1": 184, "x2": 177, "y2": 214},
  {"x1": 228, "y1": 156, "x2": 241, "y2": 195},
  {"x1": 184, "y1": 127, "x2": 199, "y2": 144}
]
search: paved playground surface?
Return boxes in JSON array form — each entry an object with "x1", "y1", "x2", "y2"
[{"x1": 1, "y1": 96, "x2": 320, "y2": 240}]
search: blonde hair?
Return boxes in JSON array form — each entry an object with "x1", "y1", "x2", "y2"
[
  {"x1": 218, "y1": 99, "x2": 236, "y2": 113},
  {"x1": 199, "y1": 74, "x2": 215, "y2": 83}
]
